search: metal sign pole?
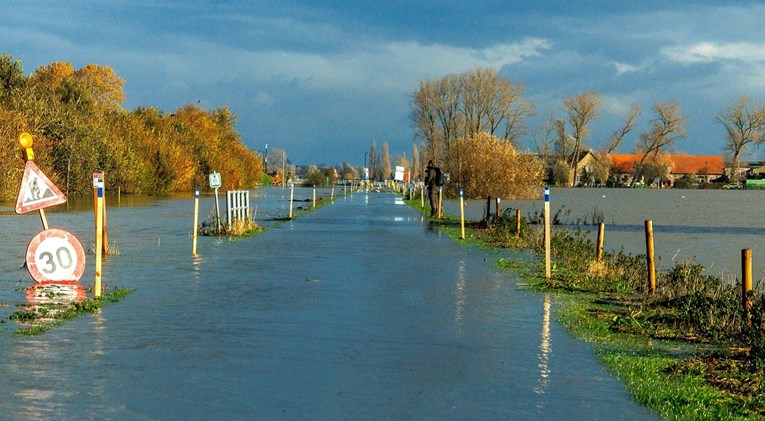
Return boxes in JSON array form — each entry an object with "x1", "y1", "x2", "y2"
[{"x1": 214, "y1": 187, "x2": 221, "y2": 235}]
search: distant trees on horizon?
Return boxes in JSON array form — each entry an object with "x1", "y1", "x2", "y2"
[{"x1": 405, "y1": 66, "x2": 765, "y2": 190}]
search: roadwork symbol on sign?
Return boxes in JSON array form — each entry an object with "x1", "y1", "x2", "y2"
[{"x1": 15, "y1": 160, "x2": 67, "y2": 214}]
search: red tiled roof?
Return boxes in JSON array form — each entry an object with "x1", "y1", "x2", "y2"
[
  {"x1": 670, "y1": 155, "x2": 724, "y2": 175},
  {"x1": 608, "y1": 154, "x2": 724, "y2": 175},
  {"x1": 610, "y1": 154, "x2": 639, "y2": 173}
]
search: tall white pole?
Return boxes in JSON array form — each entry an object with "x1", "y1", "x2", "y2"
[{"x1": 544, "y1": 186, "x2": 551, "y2": 279}]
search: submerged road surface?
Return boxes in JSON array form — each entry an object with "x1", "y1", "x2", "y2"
[{"x1": 0, "y1": 191, "x2": 655, "y2": 419}]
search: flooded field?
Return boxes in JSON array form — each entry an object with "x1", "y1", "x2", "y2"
[
  {"x1": 445, "y1": 187, "x2": 765, "y2": 283},
  {"x1": 0, "y1": 187, "x2": 654, "y2": 419}
]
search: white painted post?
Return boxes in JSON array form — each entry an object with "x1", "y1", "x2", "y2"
[
  {"x1": 544, "y1": 186, "x2": 551, "y2": 279},
  {"x1": 214, "y1": 187, "x2": 221, "y2": 234},
  {"x1": 192, "y1": 188, "x2": 199, "y2": 255},
  {"x1": 289, "y1": 181, "x2": 294, "y2": 219}
]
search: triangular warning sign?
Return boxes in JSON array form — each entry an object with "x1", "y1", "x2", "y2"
[{"x1": 15, "y1": 161, "x2": 67, "y2": 214}]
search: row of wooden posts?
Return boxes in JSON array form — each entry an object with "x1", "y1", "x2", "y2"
[{"x1": 453, "y1": 189, "x2": 756, "y2": 316}]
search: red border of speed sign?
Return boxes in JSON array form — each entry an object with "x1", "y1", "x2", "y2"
[{"x1": 26, "y1": 228, "x2": 86, "y2": 284}]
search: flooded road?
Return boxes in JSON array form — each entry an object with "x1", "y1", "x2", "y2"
[{"x1": 0, "y1": 188, "x2": 654, "y2": 419}]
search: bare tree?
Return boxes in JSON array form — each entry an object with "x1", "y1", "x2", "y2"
[
  {"x1": 554, "y1": 118, "x2": 570, "y2": 156},
  {"x1": 410, "y1": 80, "x2": 440, "y2": 163},
  {"x1": 532, "y1": 111, "x2": 556, "y2": 159},
  {"x1": 434, "y1": 74, "x2": 462, "y2": 166},
  {"x1": 410, "y1": 67, "x2": 533, "y2": 178},
  {"x1": 380, "y1": 142, "x2": 391, "y2": 181},
  {"x1": 563, "y1": 92, "x2": 601, "y2": 186},
  {"x1": 717, "y1": 96, "x2": 765, "y2": 181},
  {"x1": 368, "y1": 140, "x2": 377, "y2": 181},
  {"x1": 462, "y1": 67, "x2": 532, "y2": 144},
  {"x1": 606, "y1": 105, "x2": 640, "y2": 153},
  {"x1": 411, "y1": 143, "x2": 420, "y2": 181},
  {"x1": 630, "y1": 101, "x2": 687, "y2": 186}
]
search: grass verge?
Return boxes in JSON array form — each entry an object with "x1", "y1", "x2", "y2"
[{"x1": 407, "y1": 198, "x2": 765, "y2": 419}]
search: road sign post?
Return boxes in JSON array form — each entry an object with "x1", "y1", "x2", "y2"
[
  {"x1": 209, "y1": 172, "x2": 222, "y2": 234},
  {"x1": 26, "y1": 228, "x2": 86, "y2": 285},
  {"x1": 16, "y1": 133, "x2": 85, "y2": 289}
]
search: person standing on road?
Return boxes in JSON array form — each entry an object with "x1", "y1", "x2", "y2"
[{"x1": 424, "y1": 160, "x2": 440, "y2": 217}]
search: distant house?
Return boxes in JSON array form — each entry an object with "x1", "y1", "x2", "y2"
[
  {"x1": 607, "y1": 154, "x2": 724, "y2": 186},
  {"x1": 571, "y1": 150, "x2": 599, "y2": 186}
]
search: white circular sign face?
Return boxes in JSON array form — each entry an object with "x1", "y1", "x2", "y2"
[{"x1": 26, "y1": 229, "x2": 86, "y2": 284}]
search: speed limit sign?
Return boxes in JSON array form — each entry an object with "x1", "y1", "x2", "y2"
[{"x1": 26, "y1": 228, "x2": 86, "y2": 284}]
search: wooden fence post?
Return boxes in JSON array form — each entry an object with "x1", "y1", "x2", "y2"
[
  {"x1": 515, "y1": 208, "x2": 521, "y2": 237},
  {"x1": 742, "y1": 249, "x2": 753, "y2": 315},
  {"x1": 596, "y1": 223, "x2": 605, "y2": 263},
  {"x1": 645, "y1": 220, "x2": 656, "y2": 293}
]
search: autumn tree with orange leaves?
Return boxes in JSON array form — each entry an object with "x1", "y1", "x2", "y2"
[
  {"x1": 446, "y1": 132, "x2": 543, "y2": 199},
  {"x1": 0, "y1": 53, "x2": 263, "y2": 200}
]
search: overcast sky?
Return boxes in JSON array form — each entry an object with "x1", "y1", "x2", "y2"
[{"x1": 4, "y1": 1, "x2": 765, "y2": 165}]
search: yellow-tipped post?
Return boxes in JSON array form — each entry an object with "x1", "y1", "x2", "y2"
[
  {"x1": 95, "y1": 184, "x2": 104, "y2": 297},
  {"x1": 459, "y1": 188, "x2": 465, "y2": 240},
  {"x1": 437, "y1": 186, "x2": 443, "y2": 219},
  {"x1": 743, "y1": 249, "x2": 753, "y2": 315}
]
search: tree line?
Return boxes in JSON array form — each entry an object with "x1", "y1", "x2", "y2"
[
  {"x1": 0, "y1": 53, "x2": 264, "y2": 201},
  {"x1": 409, "y1": 67, "x2": 765, "y2": 193}
]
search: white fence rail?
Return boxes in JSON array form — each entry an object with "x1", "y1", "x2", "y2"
[{"x1": 226, "y1": 190, "x2": 250, "y2": 227}]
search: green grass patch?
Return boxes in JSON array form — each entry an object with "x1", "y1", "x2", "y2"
[
  {"x1": 10, "y1": 287, "x2": 134, "y2": 335},
  {"x1": 557, "y1": 294, "x2": 762, "y2": 419}
]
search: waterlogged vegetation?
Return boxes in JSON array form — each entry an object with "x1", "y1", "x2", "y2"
[
  {"x1": 406, "y1": 197, "x2": 765, "y2": 418},
  {"x1": 198, "y1": 216, "x2": 263, "y2": 237},
  {"x1": 7, "y1": 287, "x2": 134, "y2": 335},
  {"x1": 199, "y1": 188, "x2": 345, "y2": 237}
]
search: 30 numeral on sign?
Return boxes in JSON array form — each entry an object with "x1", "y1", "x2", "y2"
[{"x1": 38, "y1": 245, "x2": 74, "y2": 274}]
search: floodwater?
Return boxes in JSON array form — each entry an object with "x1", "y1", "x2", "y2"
[
  {"x1": 0, "y1": 187, "x2": 655, "y2": 419},
  {"x1": 444, "y1": 187, "x2": 765, "y2": 283}
]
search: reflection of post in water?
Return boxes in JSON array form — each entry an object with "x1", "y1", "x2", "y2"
[
  {"x1": 454, "y1": 260, "x2": 466, "y2": 338},
  {"x1": 534, "y1": 294, "x2": 552, "y2": 398}
]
